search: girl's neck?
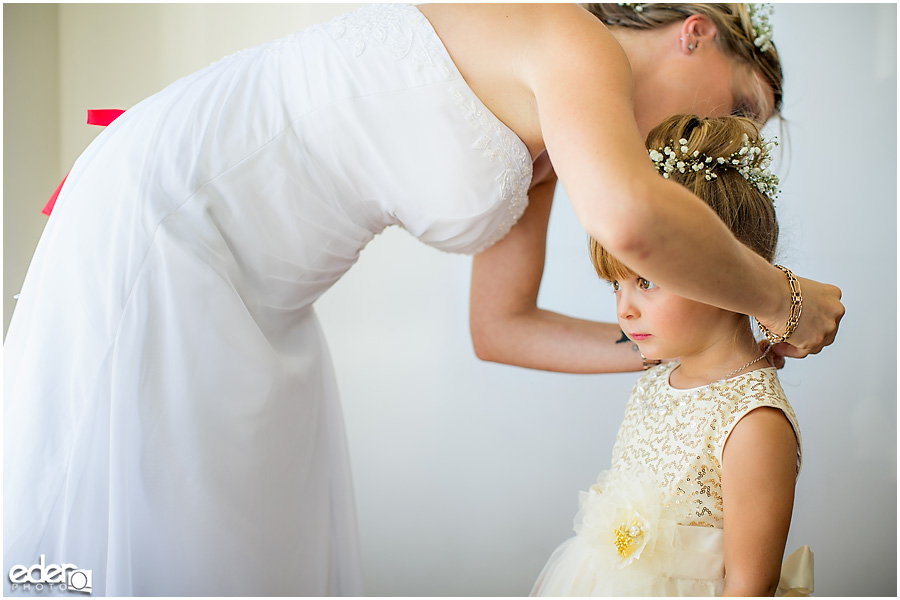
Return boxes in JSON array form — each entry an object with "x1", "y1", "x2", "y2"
[{"x1": 668, "y1": 321, "x2": 769, "y2": 389}]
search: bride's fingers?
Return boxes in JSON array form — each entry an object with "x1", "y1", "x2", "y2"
[
  {"x1": 765, "y1": 342, "x2": 790, "y2": 368},
  {"x1": 759, "y1": 277, "x2": 844, "y2": 356},
  {"x1": 773, "y1": 342, "x2": 808, "y2": 360},
  {"x1": 788, "y1": 278, "x2": 844, "y2": 354},
  {"x1": 758, "y1": 339, "x2": 785, "y2": 369}
]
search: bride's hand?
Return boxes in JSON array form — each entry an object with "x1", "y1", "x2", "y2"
[
  {"x1": 760, "y1": 339, "x2": 785, "y2": 369},
  {"x1": 762, "y1": 275, "x2": 844, "y2": 360}
]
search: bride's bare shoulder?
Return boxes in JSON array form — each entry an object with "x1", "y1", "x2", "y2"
[
  {"x1": 416, "y1": 4, "x2": 628, "y2": 158},
  {"x1": 418, "y1": 3, "x2": 601, "y2": 39},
  {"x1": 418, "y1": 3, "x2": 623, "y2": 70}
]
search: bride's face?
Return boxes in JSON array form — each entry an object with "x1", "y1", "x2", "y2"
[{"x1": 633, "y1": 48, "x2": 774, "y2": 138}]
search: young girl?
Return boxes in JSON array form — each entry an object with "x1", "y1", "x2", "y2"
[{"x1": 531, "y1": 115, "x2": 813, "y2": 597}]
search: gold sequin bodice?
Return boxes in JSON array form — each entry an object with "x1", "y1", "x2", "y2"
[{"x1": 610, "y1": 363, "x2": 801, "y2": 528}]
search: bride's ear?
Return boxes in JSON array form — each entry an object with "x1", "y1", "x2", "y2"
[{"x1": 679, "y1": 14, "x2": 718, "y2": 55}]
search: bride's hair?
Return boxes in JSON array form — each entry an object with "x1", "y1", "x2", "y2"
[
  {"x1": 590, "y1": 114, "x2": 779, "y2": 282},
  {"x1": 583, "y1": 3, "x2": 783, "y2": 119}
]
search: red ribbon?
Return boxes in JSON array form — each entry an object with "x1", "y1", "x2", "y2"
[
  {"x1": 42, "y1": 109, "x2": 126, "y2": 215},
  {"x1": 86, "y1": 109, "x2": 125, "y2": 127}
]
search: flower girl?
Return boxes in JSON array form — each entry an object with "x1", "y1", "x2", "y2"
[{"x1": 532, "y1": 115, "x2": 813, "y2": 596}]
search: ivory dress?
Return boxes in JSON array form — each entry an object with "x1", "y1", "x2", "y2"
[
  {"x1": 531, "y1": 363, "x2": 814, "y2": 597},
  {"x1": 3, "y1": 4, "x2": 532, "y2": 596}
]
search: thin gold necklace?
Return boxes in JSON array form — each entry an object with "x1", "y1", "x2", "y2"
[
  {"x1": 720, "y1": 343, "x2": 772, "y2": 380},
  {"x1": 637, "y1": 344, "x2": 772, "y2": 417}
]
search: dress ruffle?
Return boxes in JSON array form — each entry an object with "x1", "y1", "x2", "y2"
[{"x1": 531, "y1": 469, "x2": 814, "y2": 596}]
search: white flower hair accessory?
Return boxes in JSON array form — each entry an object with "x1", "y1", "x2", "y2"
[
  {"x1": 617, "y1": 3, "x2": 644, "y2": 12},
  {"x1": 748, "y1": 3, "x2": 775, "y2": 53},
  {"x1": 615, "y1": 3, "x2": 776, "y2": 55},
  {"x1": 648, "y1": 133, "x2": 780, "y2": 202}
]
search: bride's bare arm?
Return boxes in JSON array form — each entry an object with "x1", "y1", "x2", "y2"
[
  {"x1": 470, "y1": 168, "x2": 643, "y2": 374},
  {"x1": 526, "y1": 6, "x2": 843, "y2": 357}
]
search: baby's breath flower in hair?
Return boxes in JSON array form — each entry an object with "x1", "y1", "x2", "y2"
[
  {"x1": 613, "y1": 3, "x2": 777, "y2": 58},
  {"x1": 748, "y1": 3, "x2": 775, "y2": 52},
  {"x1": 648, "y1": 133, "x2": 780, "y2": 201}
]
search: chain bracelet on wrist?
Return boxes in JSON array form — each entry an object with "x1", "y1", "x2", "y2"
[{"x1": 755, "y1": 265, "x2": 802, "y2": 344}]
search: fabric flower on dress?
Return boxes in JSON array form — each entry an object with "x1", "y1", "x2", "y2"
[{"x1": 573, "y1": 468, "x2": 689, "y2": 578}]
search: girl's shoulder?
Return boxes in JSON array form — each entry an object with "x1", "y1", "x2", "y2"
[
  {"x1": 714, "y1": 367, "x2": 794, "y2": 424},
  {"x1": 713, "y1": 367, "x2": 802, "y2": 475}
]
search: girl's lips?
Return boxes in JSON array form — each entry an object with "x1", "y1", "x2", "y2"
[{"x1": 630, "y1": 333, "x2": 652, "y2": 341}]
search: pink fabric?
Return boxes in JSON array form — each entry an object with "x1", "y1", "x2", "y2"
[
  {"x1": 86, "y1": 109, "x2": 125, "y2": 127},
  {"x1": 43, "y1": 109, "x2": 125, "y2": 215}
]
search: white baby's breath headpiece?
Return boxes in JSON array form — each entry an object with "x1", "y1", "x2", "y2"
[
  {"x1": 616, "y1": 3, "x2": 777, "y2": 54},
  {"x1": 648, "y1": 134, "x2": 780, "y2": 202},
  {"x1": 747, "y1": 3, "x2": 775, "y2": 53}
]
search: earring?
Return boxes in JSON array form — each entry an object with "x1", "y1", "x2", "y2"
[{"x1": 688, "y1": 42, "x2": 697, "y2": 51}]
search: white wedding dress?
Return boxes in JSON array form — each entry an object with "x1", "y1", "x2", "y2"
[{"x1": 3, "y1": 4, "x2": 532, "y2": 596}]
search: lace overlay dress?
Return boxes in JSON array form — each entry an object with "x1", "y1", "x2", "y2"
[
  {"x1": 532, "y1": 363, "x2": 812, "y2": 596},
  {"x1": 3, "y1": 4, "x2": 532, "y2": 596}
]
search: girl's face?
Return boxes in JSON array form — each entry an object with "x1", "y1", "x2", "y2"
[{"x1": 613, "y1": 276, "x2": 741, "y2": 361}]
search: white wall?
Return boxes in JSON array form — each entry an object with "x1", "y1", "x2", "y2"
[
  {"x1": 3, "y1": 4, "x2": 59, "y2": 334},
  {"x1": 3, "y1": 3, "x2": 896, "y2": 596}
]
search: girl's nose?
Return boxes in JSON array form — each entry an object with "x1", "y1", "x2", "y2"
[{"x1": 617, "y1": 288, "x2": 640, "y2": 320}]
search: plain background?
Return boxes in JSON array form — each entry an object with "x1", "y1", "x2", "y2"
[{"x1": 3, "y1": 3, "x2": 896, "y2": 596}]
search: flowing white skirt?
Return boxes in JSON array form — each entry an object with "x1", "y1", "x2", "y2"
[{"x1": 3, "y1": 136, "x2": 366, "y2": 594}]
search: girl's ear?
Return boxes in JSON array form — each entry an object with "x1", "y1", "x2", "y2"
[{"x1": 679, "y1": 14, "x2": 719, "y2": 54}]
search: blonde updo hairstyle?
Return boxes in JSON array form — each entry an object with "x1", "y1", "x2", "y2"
[
  {"x1": 590, "y1": 114, "x2": 779, "y2": 283},
  {"x1": 583, "y1": 3, "x2": 783, "y2": 117}
]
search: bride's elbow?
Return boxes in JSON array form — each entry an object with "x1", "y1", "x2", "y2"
[
  {"x1": 470, "y1": 316, "x2": 500, "y2": 363},
  {"x1": 470, "y1": 330, "x2": 492, "y2": 362}
]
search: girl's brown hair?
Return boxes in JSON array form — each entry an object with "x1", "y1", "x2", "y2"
[
  {"x1": 589, "y1": 114, "x2": 779, "y2": 282},
  {"x1": 583, "y1": 3, "x2": 783, "y2": 119}
]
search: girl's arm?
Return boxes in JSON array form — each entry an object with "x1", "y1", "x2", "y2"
[
  {"x1": 721, "y1": 407, "x2": 799, "y2": 596},
  {"x1": 526, "y1": 6, "x2": 843, "y2": 358},
  {"x1": 470, "y1": 166, "x2": 643, "y2": 373}
]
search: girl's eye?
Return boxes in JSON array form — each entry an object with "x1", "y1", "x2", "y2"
[
  {"x1": 638, "y1": 278, "x2": 656, "y2": 290},
  {"x1": 612, "y1": 280, "x2": 620, "y2": 292}
]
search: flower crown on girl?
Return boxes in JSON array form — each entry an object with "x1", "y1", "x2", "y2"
[{"x1": 647, "y1": 133, "x2": 780, "y2": 202}]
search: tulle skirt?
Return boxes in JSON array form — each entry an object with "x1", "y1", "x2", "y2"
[
  {"x1": 530, "y1": 469, "x2": 813, "y2": 597},
  {"x1": 532, "y1": 525, "x2": 726, "y2": 596},
  {"x1": 532, "y1": 530, "x2": 813, "y2": 597}
]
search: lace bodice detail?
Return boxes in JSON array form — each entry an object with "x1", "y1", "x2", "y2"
[
  {"x1": 311, "y1": 3, "x2": 533, "y2": 255},
  {"x1": 610, "y1": 363, "x2": 801, "y2": 528},
  {"x1": 206, "y1": 4, "x2": 533, "y2": 255}
]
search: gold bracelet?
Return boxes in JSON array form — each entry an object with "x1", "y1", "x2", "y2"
[{"x1": 755, "y1": 265, "x2": 802, "y2": 344}]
